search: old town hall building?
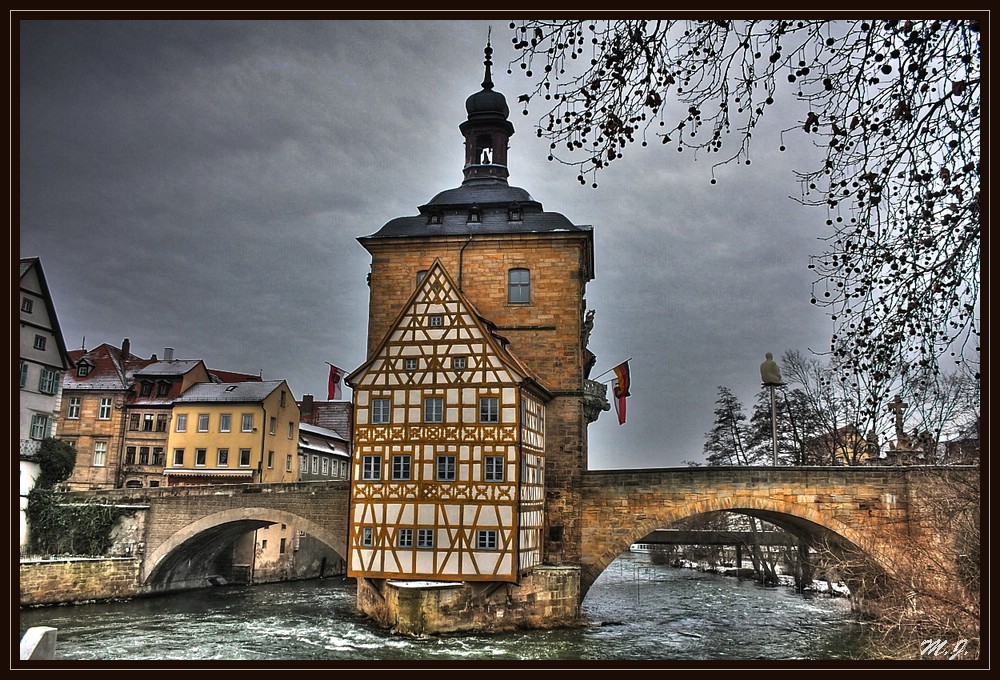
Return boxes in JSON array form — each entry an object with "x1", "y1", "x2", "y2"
[{"x1": 346, "y1": 43, "x2": 608, "y2": 632}]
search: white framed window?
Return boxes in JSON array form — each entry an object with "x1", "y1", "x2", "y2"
[
  {"x1": 287, "y1": 422, "x2": 294, "y2": 439},
  {"x1": 452, "y1": 357, "x2": 466, "y2": 370},
  {"x1": 362, "y1": 455, "x2": 381, "y2": 480},
  {"x1": 429, "y1": 315, "x2": 443, "y2": 327},
  {"x1": 321, "y1": 457, "x2": 329, "y2": 475},
  {"x1": 361, "y1": 526, "x2": 374, "y2": 547},
  {"x1": 484, "y1": 455, "x2": 505, "y2": 482},
  {"x1": 477, "y1": 530, "x2": 498, "y2": 550},
  {"x1": 239, "y1": 449, "x2": 251, "y2": 467},
  {"x1": 436, "y1": 455, "x2": 456, "y2": 481},
  {"x1": 312, "y1": 455, "x2": 319, "y2": 474},
  {"x1": 371, "y1": 398, "x2": 391, "y2": 424},
  {"x1": 508, "y1": 268, "x2": 530, "y2": 304},
  {"x1": 29, "y1": 414, "x2": 49, "y2": 440},
  {"x1": 404, "y1": 358, "x2": 417, "y2": 371},
  {"x1": 217, "y1": 448, "x2": 229, "y2": 467},
  {"x1": 33, "y1": 334, "x2": 46, "y2": 350},
  {"x1": 197, "y1": 413, "x2": 210, "y2": 432},
  {"x1": 20, "y1": 362, "x2": 28, "y2": 388},
  {"x1": 143, "y1": 414, "x2": 154, "y2": 431},
  {"x1": 417, "y1": 528, "x2": 434, "y2": 549},
  {"x1": 398, "y1": 528, "x2": 413, "y2": 548},
  {"x1": 93, "y1": 441, "x2": 108, "y2": 467},
  {"x1": 98, "y1": 397, "x2": 112, "y2": 420},
  {"x1": 267, "y1": 451, "x2": 274, "y2": 469},
  {"x1": 173, "y1": 448, "x2": 184, "y2": 466},
  {"x1": 286, "y1": 454, "x2": 292, "y2": 472},
  {"x1": 241, "y1": 414, "x2": 254, "y2": 432},
  {"x1": 67, "y1": 397, "x2": 81, "y2": 419},
  {"x1": 424, "y1": 397, "x2": 443, "y2": 423},
  {"x1": 175, "y1": 414, "x2": 188, "y2": 432},
  {"x1": 479, "y1": 397, "x2": 499, "y2": 423},
  {"x1": 21, "y1": 297, "x2": 33, "y2": 313},
  {"x1": 77, "y1": 363, "x2": 91, "y2": 377},
  {"x1": 391, "y1": 454, "x2": 411, "y2": 480},
  {"x1": 219, "y1": 413, "x2": 231, "y2": 432},
  {"x1": 195, "y1": 449, "x2": 207, "y2": 466}
]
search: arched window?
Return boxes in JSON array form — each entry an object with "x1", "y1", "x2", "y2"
[{"x1": 508, "y1": 268, "x2": 530, "y2": 304}]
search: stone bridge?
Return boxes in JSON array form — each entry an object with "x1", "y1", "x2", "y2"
[
  {"x1": 73, "y1": 466, "x2": 976, "y2": 601},
  {"x1": 576, "y1": 465, "x2": 978, "y2": 598}
]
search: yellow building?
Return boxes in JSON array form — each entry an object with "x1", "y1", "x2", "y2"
[{"x1": 166, "y1": 379, "x2": 299, "y2": 485}]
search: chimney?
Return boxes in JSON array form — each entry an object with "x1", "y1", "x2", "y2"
[
  {"x1": 300, "y1": 394, "x2": 314, "y2": 423},
  {"x1": 121, "y1": 338, "x2": 130, "y2": 358},
  {"x1": 164, "y1": 347, "x2": 174, "y2": 361}
]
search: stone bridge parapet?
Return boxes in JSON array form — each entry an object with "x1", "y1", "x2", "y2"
[{"x1": 578, "y1": 465, "x2": 977, "y2": 596}]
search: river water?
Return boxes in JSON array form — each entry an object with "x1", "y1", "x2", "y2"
[{"x1": 18, "y1": 552, "x2": 870, "y2": 665}]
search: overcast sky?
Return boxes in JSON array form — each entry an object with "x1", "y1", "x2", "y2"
[{"x1": 18, "y1": 17, "x2": 838, "y2": 469}]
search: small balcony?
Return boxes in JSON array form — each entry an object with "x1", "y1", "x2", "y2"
[
  {"x1": 20, "y1": 439, "x2": 42, "y2": 460},
  {"x1": 583, "y1": 379, "x2": 611, "y2": 423}
]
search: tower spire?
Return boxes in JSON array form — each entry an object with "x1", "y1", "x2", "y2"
[{"x1": 482, "y1": 30, "x2": 494, "y2": 90}]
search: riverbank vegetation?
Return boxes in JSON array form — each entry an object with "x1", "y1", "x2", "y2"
[{"x1": 25, "y1": 438, "x2": 137, "y2": 557}]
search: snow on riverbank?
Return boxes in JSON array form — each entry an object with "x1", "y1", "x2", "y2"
[{"x1": 671, "y1": 558, "x2": 852, "y2": 597}]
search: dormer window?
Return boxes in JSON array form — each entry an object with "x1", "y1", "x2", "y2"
[
  {"x1": 76, "y1": 362, "x2": 91, "y2": 377},
  {"x1": 427, "y1": 212, "x2": 441, "y2": 225},
  {"x1": 468, "y1": 207, "x2": 481, "y2": 223},
  {"x1": 157, "y1": 381, "x2": 171, "y2": 397},
  {"x1": 140, "y1": 381, "x2": 153, "y2": 397},
  {"x1": 508, "y1": 205, "x2": 522, "y2": 221}
]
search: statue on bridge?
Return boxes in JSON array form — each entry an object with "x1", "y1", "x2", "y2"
[{"x1": 760, "y1": 352, "x2": 784, "y2": 386}]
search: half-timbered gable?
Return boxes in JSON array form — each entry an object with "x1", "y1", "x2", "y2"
[{"x1": 348, "y1": 259, "x2": 549, "y2": 582}]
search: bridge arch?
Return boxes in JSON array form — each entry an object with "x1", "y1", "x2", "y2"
[
  {"x1": 143, "y1": 507, "x2": 345, "y2": 589},
  {"x1": 581, "y1": 493, "x2": 886, "y2": 598}
]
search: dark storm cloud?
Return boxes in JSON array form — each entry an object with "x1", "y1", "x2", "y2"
[{"x1": 18, "y1": 17, "x2": 834, "y2": 468}]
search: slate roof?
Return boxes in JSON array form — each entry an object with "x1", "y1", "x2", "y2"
[
  {"x1": 361, "y1": 178, "x2": 591, "y2": 241},
  {"x1": 174, "y1": 380, "x2": 285, "y2": 404},
  {"x1": 134, "y1": 360, "x2": 205, "y2": 377}
]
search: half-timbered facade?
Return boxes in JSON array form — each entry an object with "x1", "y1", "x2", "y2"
[
  {"x1": 348, "y1": 261, "x2": 549, "y2": 582},
  {"x1": 345, "y1": 43, "x2": 610, "y2": 632}
]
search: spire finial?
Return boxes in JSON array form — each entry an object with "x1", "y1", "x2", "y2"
[{"x1": 482, "y1": 29, "x2": 494, "y2": 90}]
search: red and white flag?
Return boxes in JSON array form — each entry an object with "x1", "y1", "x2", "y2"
[{"x1": 327, "y1": 364, "x2": 344, "y2": 400}]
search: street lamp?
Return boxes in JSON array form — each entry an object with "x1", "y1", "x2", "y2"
[{"x1": 760, "y1": 353, "x2": 786, "y2": 466}]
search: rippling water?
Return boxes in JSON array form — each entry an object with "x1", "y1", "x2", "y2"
[{"x1": 19, "y1": 553, "x2": 868, "y2": 664}]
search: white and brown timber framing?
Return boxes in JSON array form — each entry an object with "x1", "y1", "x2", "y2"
[
  {"x1": 347, "y1": 260, "x2": 550, "y2": 582},
  {"x1": 348, "y1": 40, "x2": 598, "y2": 579}
]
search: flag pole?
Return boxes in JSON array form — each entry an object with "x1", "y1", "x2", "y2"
[{"x1": 591, "y1": 358, "x2": 632, "y2": 382}]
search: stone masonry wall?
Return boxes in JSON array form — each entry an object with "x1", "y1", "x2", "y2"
[
  {"x1": 20, "y1": 558, "x2": 140, "y2": 606},
  {"x1": 356, "y1": 565, "x2": 581, "y2": 635}
]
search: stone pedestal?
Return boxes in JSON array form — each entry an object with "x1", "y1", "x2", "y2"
[{"x1": 355, "y1": 565, "x2": 582, "y2": 636}]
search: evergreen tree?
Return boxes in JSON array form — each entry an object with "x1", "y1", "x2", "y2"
[{"x1": 702, "y1": 386, "x2": 751, "y2": 466}]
